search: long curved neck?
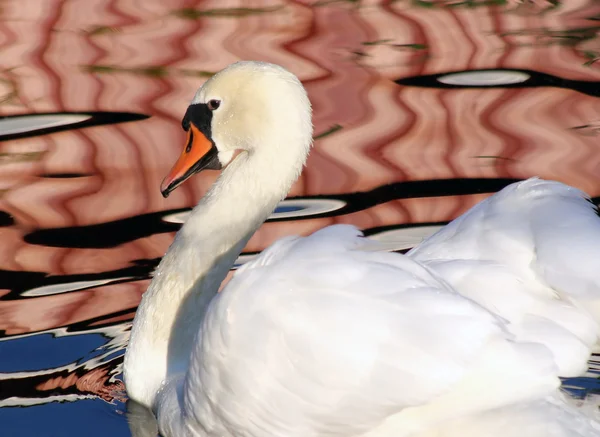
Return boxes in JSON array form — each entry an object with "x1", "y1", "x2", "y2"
[{"x1": 124, "y1": 151, "x2": 291, "y2": 408}]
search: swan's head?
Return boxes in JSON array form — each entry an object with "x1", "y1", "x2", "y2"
[{"x1": 161, "y1": 61, "x2": 313, "y2": 197}]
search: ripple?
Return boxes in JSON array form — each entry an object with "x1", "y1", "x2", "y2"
[
  {"x1": 0, "y1": 112, "x2": 149, "y2": 141},
  {"x1": 22, "y1": 278, "x2": 135, "y2": 297},
  {"x1": 396, "y1": 69, "x2": 600, "y2": 97},
  {"x1": 0, "y1": 114, "x2": 91, "y2": 136},
  {"x1": 24, "y1": 178, "x2": 520, "y2": 249},
  {"x1": 437, "y1": 70, "x2": 531, "y2": 86},
  {"x1": 163, "y1": 198, "x2": 347, "y2": 224}
]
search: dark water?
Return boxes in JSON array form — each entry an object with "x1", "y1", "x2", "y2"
[{"x1": 1, "y1": 1, "x2": 600, "y2": 436}]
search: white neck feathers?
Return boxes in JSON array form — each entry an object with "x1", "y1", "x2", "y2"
[{"x1": 125, "y1": 123, "x2": 311, "y2": 409}]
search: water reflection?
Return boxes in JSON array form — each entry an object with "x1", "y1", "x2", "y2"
[
  {"x1": 0, "y1": 112, "x2": 148, "y2": 141},
  {"x1": 126, "y1": 400, "x2": 158, "y2": 437},
  {"x1": 397, "y1": 68, "x2": 600, "y2": 97},
  {"x1": 0, "y1": 324, "x2": 127, "y2": 407},
  {"x1": 0, "y1": 0, "x2": 599, "y2": 435},
  {"x1": 22, "y1": 177, "x2": 518, "y2": 250}
]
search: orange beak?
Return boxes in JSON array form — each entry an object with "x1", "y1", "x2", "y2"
[{"x1": 160, "y1": 123, "x2": 221, "y2": 197}]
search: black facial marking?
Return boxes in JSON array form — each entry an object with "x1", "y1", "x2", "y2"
[
  {"x1": 181, "y1": 116, "x2": 190, "y2": 131},
  {"x1": 163, "y1": 102, "x2": 221, "y2": 198},
  {"x1": 181, "y1": 103, "x2": 214, "y2": 143}
]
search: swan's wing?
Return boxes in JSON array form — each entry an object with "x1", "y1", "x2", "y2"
[
  {"x1": 408, "y1": 178, "x2": 600, "y2": 375},
  {"x1": 416, "y1": 393, "x2": 600, "y2": 437},
  {"x1": 181, "y1": 225, "x2": 558, "y2": 437},
  {"x1": 409, "y1": 178, "x2": 600, "y2": 304},
  {"x1": 422, "y1": 259, "x2": 596, "y2": 377}
]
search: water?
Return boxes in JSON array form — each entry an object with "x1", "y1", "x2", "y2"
[{"x1": 0, "y1": 0, "x2": 599, "y2": 435}]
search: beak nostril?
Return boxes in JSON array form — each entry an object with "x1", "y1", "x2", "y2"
[{"x1": 185, "y1": 129, "x2": 194, "y2": 154}]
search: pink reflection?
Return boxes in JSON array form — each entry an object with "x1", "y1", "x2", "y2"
[{"x1": 0, "y1": 0, "x2": 598, "y2": 405}]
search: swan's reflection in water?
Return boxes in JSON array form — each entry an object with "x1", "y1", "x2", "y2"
[{"x1": 127, "y1": 400, "x2": 158, "y2": 437}]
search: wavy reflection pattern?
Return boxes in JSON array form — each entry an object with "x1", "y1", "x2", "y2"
[{"x1": 0, "y1": 0, "x2": 599, "y2": 407}]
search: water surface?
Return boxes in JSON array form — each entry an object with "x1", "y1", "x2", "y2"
[{"x1": 1, "y1": 1, "x2": 600, "y2": 435}]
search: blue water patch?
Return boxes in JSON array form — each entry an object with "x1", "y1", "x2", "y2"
[
  {"x1": 0, "y1": 398, "x2": 129, "y2": 437},
  {"x1": 562, "y1": 375, "x2": 600, "y2": 399},
  {"x1": 0, "y1": 333, "x2": 108, "y2": 372},
  {"x1": 274, "y1": 204, "x2": 304, "y2": 213}
]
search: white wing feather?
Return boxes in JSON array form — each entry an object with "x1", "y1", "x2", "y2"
[
  {"x1": 154, "y1": 179, "x2": 600, "y2": 437},
  {"x1": 166, "y1": 225, "x2": 560, "y2": 437},
  {"x1": 409, "y1": 178, "x2": 600, "y2": 376}
]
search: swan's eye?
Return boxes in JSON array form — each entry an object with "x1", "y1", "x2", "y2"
[{"x1": 207, "y1": 100, "x2": 221, "y2": 111}]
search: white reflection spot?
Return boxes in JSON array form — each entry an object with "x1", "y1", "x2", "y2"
[
  {"x1": 366, "y1": 225, "x2": 444, "y2": 251},
  {"x1": 0, "y1": 114, "x2": 92, "y2": 136},
  {"x1": 23, "y1": 277, "x2": 132, "y2": 297},
  {"x1": 163, "y1": 198, "x2": 347, "y2": 224},
  {"x1": 437, "y1": 70, "x2": 530, "y2": 86}
]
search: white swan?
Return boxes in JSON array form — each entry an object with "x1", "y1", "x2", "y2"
[
  {"x1": 123, "y1": 61, "x2": 600, "y2": 437},
  {"x1": 408, "y1": 178, "x2": 600, "y2": 377}
]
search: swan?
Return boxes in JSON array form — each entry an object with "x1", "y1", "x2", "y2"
[
  {"x1": 407, "y1": 178, "x2": 600, "y2": 377},
  {"x1": 123, "y1": 61, "x2": 600, "y2": 437}
]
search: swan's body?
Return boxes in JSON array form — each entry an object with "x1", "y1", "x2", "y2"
[
  {"x1": 124, "y1": 61, "x2": 600, "y2": 437},
  {"x1": 409, "y1": 178, "x2": 600, "y2": 377}
]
